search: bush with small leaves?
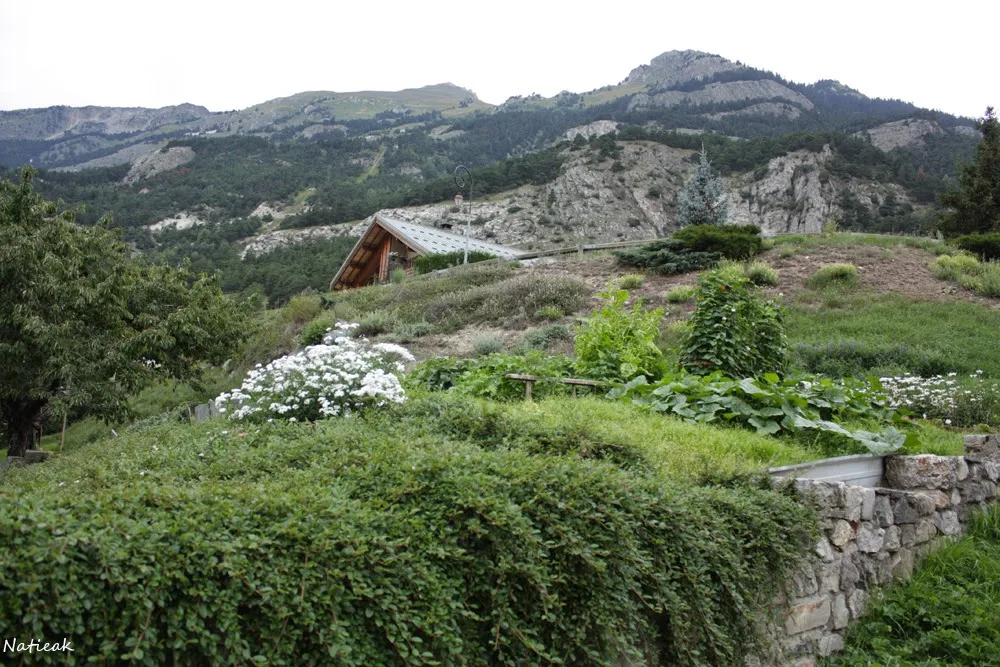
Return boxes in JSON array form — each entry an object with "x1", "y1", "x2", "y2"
[
  {"x1": 473, "y1": 335, "x2": 504, "y2": 357},
  {"x1": 353, "y1": 309, "x2": 399, "y2": 337},
  {"x1": 534, "y1": 305, "x2": 564, "y2": 321}
]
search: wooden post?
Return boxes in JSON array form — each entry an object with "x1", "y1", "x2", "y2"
[
  {"x1": 524, "y1": 379, "x2": 533, "y2": 402},
  {"x1": 60, "y1": 413, "x2": 67, "y2": 453}
]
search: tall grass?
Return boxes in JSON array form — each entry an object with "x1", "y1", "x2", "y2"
[
  {"x1": 932, "y1": 253, "x2": 1000, "y2": 298},
  {"x1": 829, "y1": 506, "x2": 1000, "y2": 665}
]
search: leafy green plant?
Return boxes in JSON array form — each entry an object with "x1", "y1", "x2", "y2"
[
  {"x1": 299, "y1": 312, "x2": 337, "y2": 346},
  {"x1": 806, "y1": 263, "x2": 858, "y2": 289},
  {"x1": 931, "y1": 253, "x2": 1000, "y2": 297},
  {"x1": 680, "y1": 268, "x2": 788, "y2": 378},
  {"x1": 280, "y1": 294, "x2": 323, "y2": 325},
  {"x1": 575, "y1": 287, "x2": 666, "y2": 383},
  {"x1": 792, "y1": 340, "x2": 951, "y2": 378},
  {"x1": 932, "y1": 253, "x2": 981, "y2": 281},
  {"x1": 522, "y1": 325, "x2": 572, "y2": 350},
  {"x1": 610, "y1": 372, "x2": 908, "y2": 454},
  {"x1": 390, "y1": 267, "x2": 407, "y2": 284},
  {"x1": 618, "y1": 273, "x2": 645, "y2": 289}
]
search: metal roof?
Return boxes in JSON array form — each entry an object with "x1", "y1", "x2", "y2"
[
  {"x1": 329, "y1": 213, "x2": 524, "y2": 290},
  {"x1": 377, "y1": 216, "x2": 524, "y2": 258}
]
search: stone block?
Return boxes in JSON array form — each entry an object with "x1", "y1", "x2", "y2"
[
  {"x1": 873, "y1": 494, "x2": 894, "y2": 527},
  {"x1": 964, "y1": 434, "x2": 1000, "y2": 464},
  {"x1": 855, "y1": 522, "x2": 885, "y2": 553},
  {"x1": 847, "y1": 589, "x2": 868, "y2": 618},
  {"x1": 842, "y1": 486, "x2": 864, "y2": 522},
  {"x1": 883, "y1": 525, "x2": 901, "y2": 551},
  {"x1": 961, "y1": 481, "x2": 991, "y2": 503},
  {"x1": 814, "y1": 537, "x2": 835, "y2": 563},
  {"x1": 828, "y1": 519, "x2": 855, "y2": 548},
  {"x1": 818, "y1": 633, "x2": 846, "y2": 656},
  {"x1": 892, "y1": 497, "x2": 919, "y2": 524},
  {"x1": 951, "y1": 488, "x2": 963, "y2": 507},
  {"x1": 859, "y1": 551, "x2": 892, "y2": 587},
  {"x1": 816, "y1": 552, "x2": 842, "y2": 593},
  {"x1": 885, "y1": 455, "x2": 958, "y2": 490},
  {"x1": 785, "y1": 597, "x2": 832, "y2": 634},
  {"x1": 957, "y1": 458, "x2": 969, "y2": 481},
  {"x1": 860, "y1": 488, "x2": 876, "y2": 521},
  {"x1": 23, "y1": 450, "x2": 50, "y2": 463},
  {"x1": 911, "y1": 492, "x2": 938, "y2": 516},
  {"x1": 983, "y1": 462, "x2": 1000, "y2": 483},
  {"x1": 832, "y1": 594, "x2": 850, "y2": 630},
  {"x1": 790, "y1": 562, "x2": 819, "y2": 597},
  {"x1": 935, "y1": 510, "x2": 961, "y2": 536},
  {"x1": 840, "y1": 555, "x2": 860, "y2": 592},
  {"x1": 890, "y1": 548, "x2": 914, "y2": 580}
]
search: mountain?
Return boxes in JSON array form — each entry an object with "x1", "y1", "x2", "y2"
[
  {"x1": 0, "y1": 50, "x2": 985, "y2": 303},
  {"x1": 0, "y1": 83, "x2": 486, "y2": 170}
]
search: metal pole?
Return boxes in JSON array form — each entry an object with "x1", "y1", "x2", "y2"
[{"x1": 454, "y1": 165, "x2": 474, "y2": 264}]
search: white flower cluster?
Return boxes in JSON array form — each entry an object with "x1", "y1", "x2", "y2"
[
  {"x1": 879, "y1": 371, "x2": 985, "y2": 421},
  {"x1": 215, "y1": 323, "x2": 415, "y2": 423}
]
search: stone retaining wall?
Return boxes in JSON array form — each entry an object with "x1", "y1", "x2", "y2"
[{"x1": 772, "y1": 435, "x2": 1000, "y2": 665}]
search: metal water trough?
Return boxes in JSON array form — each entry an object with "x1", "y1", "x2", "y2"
[{"x1": 769, "y1": 454, "x2": 886, "y2": 488}]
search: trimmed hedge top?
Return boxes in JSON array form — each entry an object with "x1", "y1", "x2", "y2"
[{"x1": 0, "y1": 400, "x2": 816, "y2": 665}]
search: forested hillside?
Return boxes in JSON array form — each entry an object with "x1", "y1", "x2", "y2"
[{"x1": 0, "y1": 50, "x2": 984, "y2": 303}]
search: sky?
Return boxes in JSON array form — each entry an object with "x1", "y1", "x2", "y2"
[{"x1": 0, "y1": 0, "x2": 994, "y2": 119}]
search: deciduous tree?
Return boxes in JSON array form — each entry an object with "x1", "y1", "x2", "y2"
[{"x1": 0, "y1": 168, "x2": 250, "y2": 457}]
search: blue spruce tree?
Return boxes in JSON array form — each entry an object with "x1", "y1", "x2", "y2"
[{"x1": 677, "y1": 147, "x2": 728, "y2": 226}]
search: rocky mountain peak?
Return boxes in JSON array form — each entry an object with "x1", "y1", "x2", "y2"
[{"x1": 624, "y1": 50, "x2": 742, "y2": 89}]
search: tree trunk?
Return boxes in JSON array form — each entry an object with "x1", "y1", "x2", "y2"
[{"x1": 4, "y1": 400, "x2": 47, "y2": 458}]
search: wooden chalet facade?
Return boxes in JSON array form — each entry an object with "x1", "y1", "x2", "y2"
[{"x1": 330, "y1": 214, "x2": 524, "y2": 290}]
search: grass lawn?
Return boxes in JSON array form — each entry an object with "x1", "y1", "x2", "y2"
[{"x1": 785, "y1": 293, "x2": 1000, "y2": 378}]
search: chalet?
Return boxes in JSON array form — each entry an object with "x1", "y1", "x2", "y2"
[{"x1": 330, "y1": 213, "x2": 524, "y2": 290}]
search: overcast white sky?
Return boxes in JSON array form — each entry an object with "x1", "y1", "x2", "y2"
[{"x1": 0, "y1": 0, "x2": 994, "y2": 119}]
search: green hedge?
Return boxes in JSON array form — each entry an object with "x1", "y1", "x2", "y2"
[
  {"x1": 672, "y1": 224, "x2": 763, "y2": 260},
  {"x1": 955, "y1": 232, "x2": 1000, "y2": 261},
  {"x1": 0, "y1": 411, "x2": 816, "y2": 665}
]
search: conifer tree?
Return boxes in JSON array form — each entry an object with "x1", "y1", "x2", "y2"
[
  {"x1": 676, "y1": 147, "x2": 728, "y2": 227},
  {"x1": 941, "y1": 107, "x2": 1000, "y2": 235}
]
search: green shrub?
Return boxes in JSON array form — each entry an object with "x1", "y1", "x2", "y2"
[
  {"x1": 472, "y1": 335, "x2": 504, "y2": 357},
  {"x1": 390, "y1": 267, "x2": 407, "y2": 284},
  {"x1": 745, "y1": 260, "x2": 779, "y2": 286},
  {"x1": 385, "y1": 320, "x2": 435, "y2": 343},
  {"x1": 575, "y1": 286, "x2": 666, "y2": 383},
  {"x1": 614, "y1": 239, "x2": 720, "y2": 275},
  {"x1": 680, "y1": 268, "x2": 788, "y2": 378},
  {"x1": 452, "y1": 352, "x2": 578, "y2": 400},
  {"x1": 413, "y1": 251, "x2": 496, "y2": 275},
  {"x1": 280, "y1": 294, "x2": 322, "y2": 325},
  {"x1": 778, "y1": 246, "x2": 797, "y2": 259},
  {"x1": 425, "y1": 274, "x2": 590, "y2": 331},
  {"x1": 665, "y1": 285, "x2": 698, "y2": 303},
  {"x1": 955, "y1": 232, "x2": 1000, "y2": 261},
  {"x1": 806, "y1": 263, "x2": 858, "y2": 289},
  {"x1": 299, "y1": 311, "x2": 336, "y2": 346},
  {"x1": 792, "y1": 340, "x2": 951, "y2": 378},
  {"x1": 0, "y1": 415, "x2": 818, "y2": 666},
  {"x1": 618, "y1": 273, "x2": 645, "y2": 289},
  {"x1": 534, "y1": 305, "x2": 564, "y2": 321},
  {"x1": 672, "y1": 224, "x2": 763, "y2": 259},
  {"x1": 932, "y1": 253, "x2": 981, "y2": 281},
  {"x1": 523, "y1": 325, "x2": 572, "y2": 350},
  {"x1": 353, "y1": 309, "x2": 398, "y2": 337}
]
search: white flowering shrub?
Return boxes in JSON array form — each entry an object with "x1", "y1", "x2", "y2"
[
  {"x1": 879, "y1": 371, "x2": 1000, "y2": 426},
  {"x1": 215, "y1": 323, "x2": 415, "y2": 423}
]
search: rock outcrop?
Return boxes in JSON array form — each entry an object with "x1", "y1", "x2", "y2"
[
  {"x1": 123, "y1": 146, "x2": 196, "y2": 184},
  {"x1": 629, "y1": 79, "x2": 813, "y2": 113},
  {"x1": 855, "y1": 119, "x2": 944, "y2": 152}
]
